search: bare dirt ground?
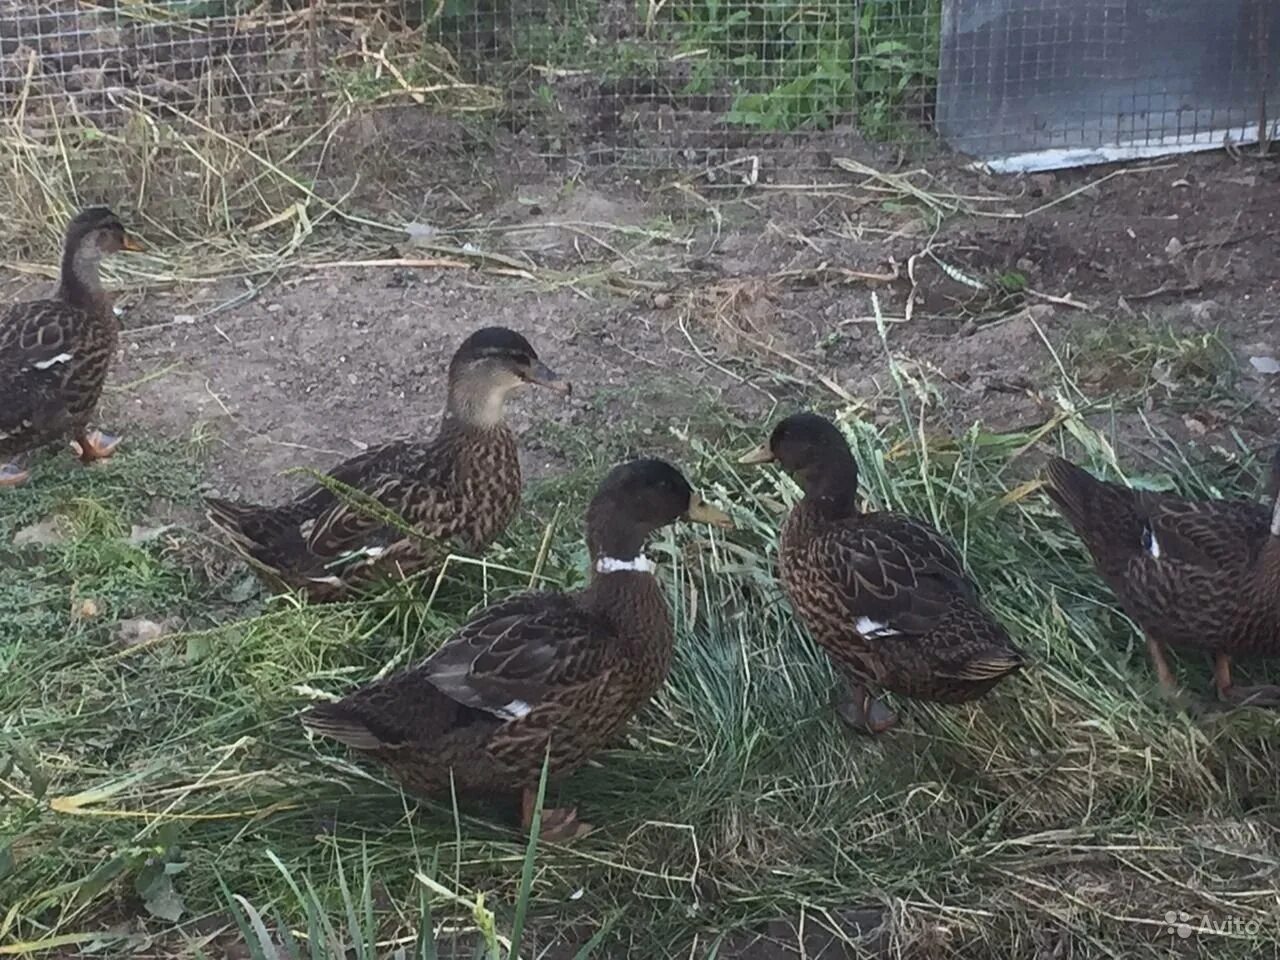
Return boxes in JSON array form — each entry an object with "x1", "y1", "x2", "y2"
[
  {"x1": 3, "y1": 148, "x2": 1278, "y2": 509},
  {"x1": 79, "y1": 151, "x2": 1280, "y2": 497}
]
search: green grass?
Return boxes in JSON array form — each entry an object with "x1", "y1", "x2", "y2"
[
  {"x1": 671, "y1": 0, "x2": 940, "y2": 134},
  {"x1": 1066, "y1": 318, "x2": 1237, "y2": 409},
  {"x1": 3, "y1": 396, "x2": 1280, "y2": 957},
  {"x1": 464, "y1": 0, "x2": 941, "y2": 135}
]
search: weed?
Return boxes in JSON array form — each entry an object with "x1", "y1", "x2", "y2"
[{"x1": 3, "y1": 400, "x2": 1279, "y2": 956}]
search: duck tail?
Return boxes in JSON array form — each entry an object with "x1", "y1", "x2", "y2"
[
  {"x1": 956, "y1": 637, "x2": 1027, "y2": 681},
  {"x1": 1267, "y1": 450, "x2": 1280, "y2": 538},
  {"x1": 205, "y1": 496, "x2": 263, "y2": 540},
  {"x1": 301, "y1": 702, "x2": 389, "y2": 751},
  {"x1": 1043, "y1": 457, "x2": 1133, "y2": 533}
]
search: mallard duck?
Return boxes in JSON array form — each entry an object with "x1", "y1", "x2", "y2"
[
  {"x1": 0, "y1": 207, "x2": 145, "y2": 486},
  {"x1": 301, "y1": 458, "x2": 732, "y2": 837},
  {"x1": 739, "y1": 413, "x2": 1024, "y2": 734},
  {"x1": 205, "y1": 327, "x2": 570, "y2": 601},
  {"x1": 1045, "y1": 450, "x2": 1280, "y2": 706}
]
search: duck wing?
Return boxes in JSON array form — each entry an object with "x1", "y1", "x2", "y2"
[
  {"x1": 299, "y1": 438, "x2": 452, "y2": 558},
  {"x1": 1046, "y1": 456, "x2": 1268, "y2": 579},
  {"x1": 421, "y1": 592, "x2": 613, "y2": 719},
  {"x1": 0, "y1": 300, "x2": 95, "y2": 437},
  {"x1": 812, "y1": 512, "x2": 976, "y2": 638},
  {"x1": 302, "y1": 592, "x2": 611, "y2": 749},
  {"x1": 206, "y1": 438, "x2": 445, "y2": 571}
]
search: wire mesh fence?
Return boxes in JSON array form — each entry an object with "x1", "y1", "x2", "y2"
[{"x1": 0, "y1": 1, "x2": 1276, "y2": 250}]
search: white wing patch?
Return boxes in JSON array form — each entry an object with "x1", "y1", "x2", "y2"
[
  {"x1": 1143, "y1": 526, "x2": 1162, "y2": 560},
  {"x1": 32, "y1": 352, "x2": 73, "y2": 370},
  {"x1": 855, "y1": 616, "x2": 902, "y2": 639},
  {"x1": 496, "y1": 699, "x2": 532, "y2": 720}
]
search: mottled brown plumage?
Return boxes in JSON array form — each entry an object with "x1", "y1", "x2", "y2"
[
  {"x1": 0, "y1": 207, "x2": 144, "y2": 485},
  {"x1": 740, "y1": 413, "x2": 1024, "y2": 733},
  {"x1": 205, "y1": 327, "x2": 570, "y2": 601},
  {"x1": 302, "y1": 458, "x2": 733, "y2": 837},
  {"x1": 1045, "y1": 451, "x2": 1280, "y2": 706}
]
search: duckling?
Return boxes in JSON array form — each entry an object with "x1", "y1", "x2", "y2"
[
  {"x1": 1045, "y1": 450, "x2": 1280, "y2": 707},
  {"x1": 205, "y1": 327, "x2": 570, "y2": 601},
  {"x1": 0, "y1": 207, "x2": 145, "y2": 485},
  {"x1": 302, "y1": 458, "x2": 733, "y2": 838},
  {"x1": 740, "y1": 413, "x2": 1024, "y2": 733}
]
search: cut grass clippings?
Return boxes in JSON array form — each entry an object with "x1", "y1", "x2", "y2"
[{"x1": 2, "y1": 401, "x2": 1279, "y2": 957}]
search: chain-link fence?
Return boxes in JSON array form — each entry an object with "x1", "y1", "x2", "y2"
[{"x1": 1, "y1": 1, "x2": 1276, "y2": 243}]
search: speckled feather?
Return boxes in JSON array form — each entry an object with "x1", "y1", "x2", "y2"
[
  {"x1": 780, "y1": 502, "x2": 1024, "y2": 703},
  {"x1": 206, "y1": 422, "x2": 519, "y2": 600},
  {"x1": 303, "y1": 544, "x2": 674, "y2": 795},
  {"x1": 1045, "y1": 455, "x2": 1280, "y2": 657},
  {"x1": 0, "y1": 283, "x2": 118, "y2": 456}
]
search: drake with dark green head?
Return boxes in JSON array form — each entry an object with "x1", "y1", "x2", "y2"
[
  {"x1": 0, "y1": 207, "x2": 145, "y2": 485},
  {"x1": 740, "y1": 412, "x2": 1025, "y2": 734},
  {"x1": 205, "y1": 326, "x2": 570, "y2": 601},
  {"x1": 1045, "y1": 447, "x2": 1280, "y2": 708},
  {"x1": 302, "y1": 458, "x2": 732, "y2": 838}
]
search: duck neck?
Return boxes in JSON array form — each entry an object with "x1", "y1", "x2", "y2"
[
  {"x1": 1264, "y1": 496, "x2": 1280, "y2": 597},
  {"x1": 584, "y1": 503, "x2": 655, "y2": 580},
  {"x1": 443, "y1": 376, "x2": 514, "y2": 431},
  {"x1": 56, "y1": 234, "x2": 107, "y2": 312},
  {"x1": 798, "y1": 454, "x2": 861, "y2": 522}
]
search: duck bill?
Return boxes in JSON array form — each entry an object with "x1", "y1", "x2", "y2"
[
  {"x1": 686, "y1": 494, "x2": 733, "y2": 529},
  {"x1": 528, "y1": 360, "x2": 572, "y2": 395},
  {"x1": 122, "y1": 234, "x2": 147, "y2": 252},
  {"x1": 736, "y1": 442, "x2": 774, "y2": 465}
]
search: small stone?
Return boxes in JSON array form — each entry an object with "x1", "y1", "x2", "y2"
[
  {"x1": 116, "y1": 617, "x2": 169, "y2": 648},
  {"x1": 1164, "y1": 236, "x2": 1184, "y2": 258},
  {"x1": 1183, "y1": 416, "x2": 1207, "y2": 437},
  {"x1": 72, "y1": 598, "x2": 100, "y2": 620},
  {"x1": 13, "y1": 517, "x2": 70, "y2": 546},
  {"x1": 128, "y1": 523, "x2": 175, "y2": 545},
  {"x1": 652, "y1": 292, "x2": 672, "y2": 310},
  {"x1": 1187, "y1": 300, "x2": 1221, "y2": 324},
  {"x1": 1249, "y1": 355, "x2": 1280, "y2": 375}
]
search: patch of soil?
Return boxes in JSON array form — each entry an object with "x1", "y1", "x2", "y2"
[{"x1": 4, "y1": 147, "x2": 1279, "y2": 508}]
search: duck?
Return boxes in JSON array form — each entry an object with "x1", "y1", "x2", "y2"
[
  {"x1": 739, "y1": 413, "x2": 1024, "y2": 734},
  {"x1": 301, "y1": 458, "x2": 733, "y2": 838},
  {"x1": 0, "y1": 207, "x2": 145, "y2": 486},
  {"x1": 1044, "y1": 450, "x2": 1280, "y2": 706},
  {"x1": 205, "y1": 327, "x2": 571, "y2": 601}
]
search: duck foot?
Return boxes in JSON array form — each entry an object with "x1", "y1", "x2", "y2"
[
  {"x1": 540, "y1": 807, "x2": 593, "y2": 841},
  {"x1": 833, "y1": 683, "x2": 898, "y2": 735},
  {"x1": 70, "y1": 430, "x2": 121, "y2": 463},
  {"x1": 520, "y1": 787, "x2": 592, "y2": 841},
  {"x1": 0, "y1": 460, "x2": 31, "y2": 487},
  {"x1": 1212, "y1": 653, "x2": 1280, "y2": 708},
  {"x1": 1217, "y1": 684, "x2": 1280, "y2": 708}
]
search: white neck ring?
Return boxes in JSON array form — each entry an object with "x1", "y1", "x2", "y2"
[{"x1": 595, "y1": 555, "x2": 656, "y2": 575}]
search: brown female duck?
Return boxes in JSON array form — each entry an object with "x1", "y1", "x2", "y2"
[
  {"x1": 0, "y1": 207, "x2": 144, "y2": 485},
  {"x1": 302, "y1": 458, "x2": 732, "y2": 837},
  {"x1": 740, "y1": 413, "x2": 1024, "y2": 733},
  {"x1": 205, "y1": 327, "x2": 570, "y2": 601},
  {"x1": 1045, "y1": 450, "x2": 1280, "y2": 706}
]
